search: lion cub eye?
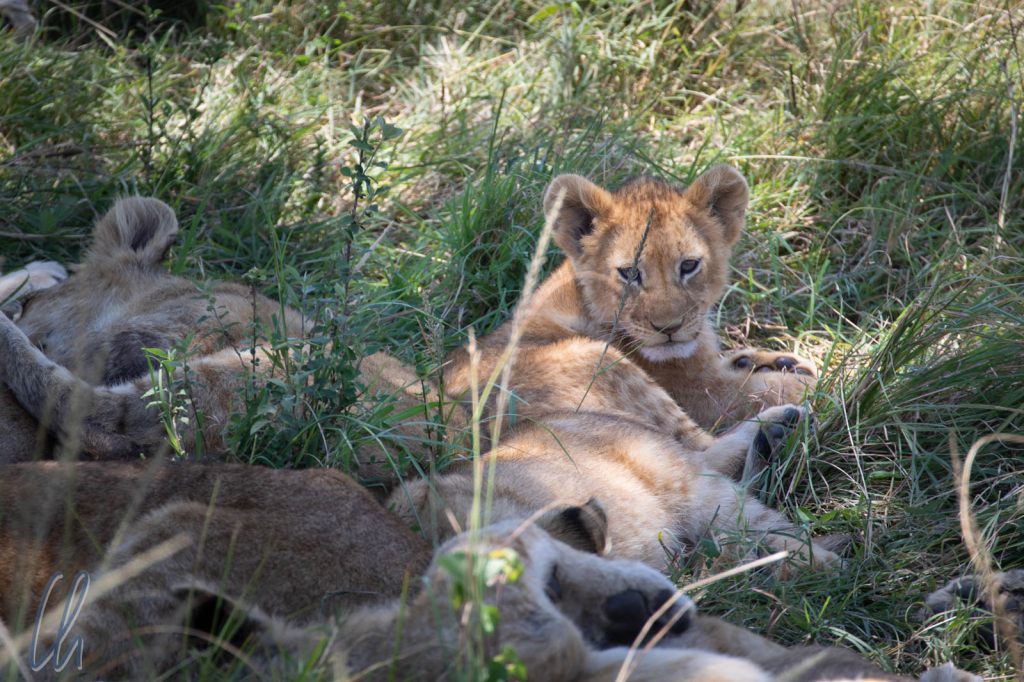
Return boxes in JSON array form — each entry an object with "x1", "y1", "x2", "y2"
[
  {"x1": 617, "y1": 266, "x2": 642, "y2": 286},
  {"x1": 679, "y1": 258, "x2": 702, "y2": 279}
]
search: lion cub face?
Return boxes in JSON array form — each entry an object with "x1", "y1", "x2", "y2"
[{"x1": 544, "y1": 165, "x2": 749, "y2": 361}]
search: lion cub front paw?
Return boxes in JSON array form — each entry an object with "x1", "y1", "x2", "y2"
[
  {"x1": 750, "y1": 404, "x2": 806, "y2": 460},
  {"x1": 23, "y1": 260, "x2": 69, "y2": 289},
  {"x1": 727, "y1": 349, "x2": 817, "y2": 378}
]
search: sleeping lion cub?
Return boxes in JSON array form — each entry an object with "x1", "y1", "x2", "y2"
[
  {"x1": 1, "y1": 462, "x2": 980, "y2": 681},
  {"x1": 0, "y1": 198, "x2": 452, "y2": 475},
  {"x1": 0, "y1": 197, "x2": 306, "y2": 460}
]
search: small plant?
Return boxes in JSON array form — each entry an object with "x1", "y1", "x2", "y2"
[
  {"x1": 141, "y1": 345, "x2": 196, "y2": 459},
  {"x1": 338, "y1": 115, "x2": 403, "y2": 314},
  {"x1": 224, "y1": 117, "x2": 414, "y2": 473},
  {"x1": 438, "y1": 547, "x2": 528, "y2": 682}
]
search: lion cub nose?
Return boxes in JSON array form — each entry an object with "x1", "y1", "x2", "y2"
[
  {"x1": 603, "y1": 588, "x2": 692, "y2": 646},
  {"x1": 650, "y1": 319, "x2": 683, "y2": 336}
]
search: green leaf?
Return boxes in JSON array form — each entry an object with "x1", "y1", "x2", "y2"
[
  {"x1": 528, "y1": 3, "x2": 561, "y2": 23},
  {"x1": 481, "y1": 603, "x2": 500, "y2": 634}
]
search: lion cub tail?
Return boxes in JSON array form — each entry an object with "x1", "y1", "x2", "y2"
[{"x1": 86, "y1": 196, "x2": 179, "y2": 267}]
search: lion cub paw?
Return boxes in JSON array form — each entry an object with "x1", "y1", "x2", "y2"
[
  {"x1": 0, "y1": 260, "x2": 69, "y2": 319},
  {"x1": 22, "y1": 260, "x2": 69, "y2": 288},
  {"x1": 750, "y1": 404, "x2": 806, "y2": 460},
  {"x1": 0, "y1": 260, "x2": 68, "y2": 298},
  {"x1": 727, "y1": 349, "x2": 817, "y2": 378},
  {"x1": 922, "y1": 569, "x2": 1024, "y2": 645}
]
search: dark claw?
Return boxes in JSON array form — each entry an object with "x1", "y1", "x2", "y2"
[
  {"x1": 652, "y1": 589, "x2": 691, "y2": 635},
  {"x1": 795, "y1": 367, "x2": 814, "y2": 377},
  {"x1": 733, "y1": 355, "x2": 752, "y2": 370},
  {"x1": 783, "y1": 407, "x2": 802, "y2": 426},
  {"x1": 753, "y1": 428, "x2": 772, "y2": 458},
  {"x1": 775, "y1": 356, "x2": 798, "y2": 371},
  {"x1": 767, "y1": 424, "x2": 787, "y2": 441}
]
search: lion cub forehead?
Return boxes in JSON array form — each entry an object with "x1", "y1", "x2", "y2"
[{"x1": 602, "y1": 179, "x2": 709, "y2": 262}]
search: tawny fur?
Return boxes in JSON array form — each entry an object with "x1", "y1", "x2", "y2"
[
  {"x1": 390, "y1": 407, "x2": 841, "y2": 572},
  {"x1": 0, "y1": 462, "x2": 979, "y2": 681}
]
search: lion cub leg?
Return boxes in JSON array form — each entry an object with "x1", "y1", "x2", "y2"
[
  {"x1": 689, "y1": 482, "x2": 840, "y2": 571},
  {"x1": 0, "y1": 310, "x2": 270, "y2": 458},
  {"x1": 679, "y1": 405, "x2": 842, "y2": 572}
]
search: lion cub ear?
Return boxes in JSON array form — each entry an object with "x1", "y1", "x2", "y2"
[
  {"x1": 88, "y1": 196, "x2": 179, "y2": 267},
  {"x1": 544, "y1": 174, "x2": 614, "y2": 260},
  {"x1": 538, "y1": 498, "x2": 610, "y2": 555},
  {"x1": 683, "y1": 164, "x2": 749, "y2": 245}
]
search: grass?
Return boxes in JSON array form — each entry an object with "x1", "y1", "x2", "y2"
[{"x1": 1, "y1": 0, "x2": 1022, "y2": 678}]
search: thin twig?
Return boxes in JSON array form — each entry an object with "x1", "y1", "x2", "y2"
[
  {"x1": 351, "y1": 222, "x2": 395, "y2": 278},
  {"x1": 45, "y1": 0, "x2": 118, "y2": 40},
  {"x1": 487, "y1": 191, "x2": 560, "y2": 445},
  {"x1": 0, "y1": 231, "x2": 57, "y2": 241},
  {"x1": 575, "y1": 207, "x2": 655, "y2": 411}
]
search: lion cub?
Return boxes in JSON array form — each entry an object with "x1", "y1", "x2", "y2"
[
  {"x1": 0, "y1": 198, "x2": 454, "y2": 472},
  {"x1": 390, "y1": 406, "x2": 842, "y2": 573},
  {"x1": 443, "y1": 165, "x2": 817, "y2": 435},
  {"x1": 0, "y1": 197, "x2": 308, "y2": 460},
  {"x1": 409, "y1": 167, "x2": 837, "y2": 574}
]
